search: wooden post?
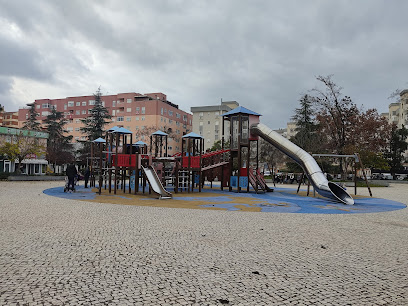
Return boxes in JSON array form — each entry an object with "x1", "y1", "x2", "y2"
[
  {"x1": 354, "y1": 161, "x2": 358, "y2": 196},
  {"x1": 98, "y1": 142, "x2": 103, "y2": 195},
  {"x1": 188, "y1": 139, "x2": 191, "y2": 193},
  {"x1": 114, "y1": 133, "x2": 119, "y2": 194},
  {"x1": 108, "y1": 133, "x2": 113, "y2": 193}
]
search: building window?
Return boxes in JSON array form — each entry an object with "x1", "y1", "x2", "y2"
[
  {"x1": 112, "y1": 110, "x2": 116, "y2": 116},
  {"x1": 42, "y1": 103, "x2": 50, "y2": 108},
  {"x1": 89, "y1": 100, "x2": 95, "y2": 105},
  {"x1": 161, "y1": 108, "x2": 163, "y2": 115},
  {"x1": 136, "y1": 116, "x2": 139, "y2": 121},
  {"x1": 36, "y1": 104, "x2": 41, "y2": 109},
  {"x1": 176, "y1": 113, "x2": 180, "y2": 119},
  {"x1": 117, "y1": 116, "x2": 124, "y2": 122},
  {"x1": 76, "y1": 102, "x2": 80, "y2": 106},
  {"x1": 141, "y1": 116, "x2": 145, "y2": 121},
  {"x1": 135, "y1": 126, "x2": 139, "y2": 130},
  {"x1": 75, "y1": 136, "x2": 79, "y2": 140},
  {"x1": 169, "y1": 110, "x2": 173, "y2": 116},
  {"x1": 67, "y1": 127, "x2": 73, "y2": 132},
  {"x1": 64, "y1": 104, "x2": 67, "y2": 110},
  {"x1": 82, "y1": 101, "x2": 87, "y2": 106},
  {"x1": 136, "y1": 107, "x2": 140, "y2": 114},
  {"x1": 127, "y1": 98, "x2": 132, "y2": 103},
  {"x1": 199, "y1": 112, "x2": 203, "y2": 119},
  {"x1": 75, "y1": 119, "x2": 81, "y2": 123},
  {"x1": 141, "y1": 107, "x2": 145, "y2": 114},
  {"x1": 68, "y1": 101, "x2": 74, "y2": 107},
  {"x1": 113, "y1": 101, "x2": 116, "y2": 107},
  {"x1": 41, "y1": 111, "x2": 50, "y2": 116},
  {"x1": 126, "y1": 117, "x2": 131, "y2": 122},
  {"x1": 76, "y1": 110, "x2": 80, "y2": 115},
  {"x1": 88, "y1": 109, "x2": 92, "y2": 114},
  {"x1": 126, "y1": 108, "x2": 131, "y2": 113},
  {"x1": 82, "y1": 110, "x2": 86, "y2": 114},
  {"x1": 75, "y1": 127, "x2": 80, "y2": 131}
]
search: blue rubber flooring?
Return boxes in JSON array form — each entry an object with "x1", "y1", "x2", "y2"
[{"x1": 43, "y1": 184, "x2": 406, "y2": 214}]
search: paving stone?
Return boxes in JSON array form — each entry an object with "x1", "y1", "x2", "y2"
[{"x1": 0, "y1": 181, "x2": 407, "y2": 305}]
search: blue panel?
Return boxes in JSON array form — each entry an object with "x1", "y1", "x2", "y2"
[
  {"x1": 239, "y1": 176, "x2": 248, "y2": 188},
  {"x1": 194, "y1": 174, "x2": 200, "y2": 184},
  {"x1": 130, "y1": 175, "x2": 135, "y2": 189},
  {"x1": 230, "y1": 176, "x2": 238, "y2": 187}
]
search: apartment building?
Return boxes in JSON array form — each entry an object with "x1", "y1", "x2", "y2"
[
  {"x1": 386, "y1": 89, "x2": 408, "y2": 128},
  {"x1": 191, "y1": 101, "x2": 239, "y2": 151},
  {"x1": 385, "y1": 89, "x2": 408, "y2": 159},
  {"x1": 0, "y1": 111, "x2": 19, "y2": 128},
  {"x1": 17, "y1": 92, "x2": 192, "y2": 155}
]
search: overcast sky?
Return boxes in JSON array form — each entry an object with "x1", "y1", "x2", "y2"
[{"x1": 1, "y1": 0, "x2": 407, "y2": 129}]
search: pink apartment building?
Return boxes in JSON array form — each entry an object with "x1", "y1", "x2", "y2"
[{"x1": 18, "y1": 92, "x2": 193, "y2": 155}]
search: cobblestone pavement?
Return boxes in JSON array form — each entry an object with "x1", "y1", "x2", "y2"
[{"x1": 1, "y1": 181, "x2": 407, "y2": 305}]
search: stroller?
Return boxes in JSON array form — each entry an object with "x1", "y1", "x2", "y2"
[{"x1": 64, "y1": 175, "x2": 78, "y2": 192}]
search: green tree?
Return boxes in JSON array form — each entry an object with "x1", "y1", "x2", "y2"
[
  {"x1": 80, "y1": 87, "x2": 112, "y2": 141},
  {"x1": 44, "y1": 108, "x2": 74, "y2": 168},
  {"x1": 290, "y1": 94, "x2": 321, "y2": 152},
  {"x1": 79, "y1": 87, "x2": 111, "y2": 163},
  {"x1": 0, "y1": 132, "x2": 46, "y2": 174},
  {"x1": 210, "y1": 139, "x2": 230, "y2": 151},
  {"x1": 23, "y1": 103, "x2": 41, "y2": 131},
  {"x1": 384, "y1": 125, "x2": 408, "y2": 178}
]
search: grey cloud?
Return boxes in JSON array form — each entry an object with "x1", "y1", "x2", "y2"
[{"x1": 1, "y1": 0, "x2": 408, "y2": 129}]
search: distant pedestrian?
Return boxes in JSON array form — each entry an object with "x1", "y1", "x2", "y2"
[{"x1": 84, "y1": 167, "x2": 90, "y2": 188}]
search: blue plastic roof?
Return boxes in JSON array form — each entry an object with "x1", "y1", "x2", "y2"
[
  {"x1": 113, "y1": 127, "x2": 132, "y2": 134},
  {"x1": 93, "y1": 137, "x2": 106, "y2": 143},
  {"x1": 222, "y1": 106, "x2": 261, "y2": 117},
  {"x1": 182, "y1": 132, "x2": 203, "y2": 139},
  {"x1": 133, "y1": 141, "x2": 147, "y2": 146},
  {"x1": 152, "y1": 130, "x2": 168, "y2": 136}
]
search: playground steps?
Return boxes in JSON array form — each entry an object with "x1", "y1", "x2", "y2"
[
  {"x1": 248, "y1": 169, "x2": 273, "y2": 193},
  {"x1": 202, "y1": 161, "x2": 230, "y2": 172}
]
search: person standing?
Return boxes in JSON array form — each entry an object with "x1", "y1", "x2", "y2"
[
  {"x1": 66, "y1": 163, "x2": 77, "y2": 191},
  {"x1": 84, "y1": 166, "x2": 90, "y2": 188}
]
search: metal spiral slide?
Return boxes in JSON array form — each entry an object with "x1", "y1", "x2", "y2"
[{"x1": 251, "y1": 123, "x2": 354, "y2": 205}]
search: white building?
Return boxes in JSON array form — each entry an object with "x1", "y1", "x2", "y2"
[{"x1": 191, "y1": 101, "x2": 239, "y2": 151}]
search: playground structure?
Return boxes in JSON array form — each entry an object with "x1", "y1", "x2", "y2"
[{"x1": 87, "y1": 106, "x2": 355, "y2": 205}]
